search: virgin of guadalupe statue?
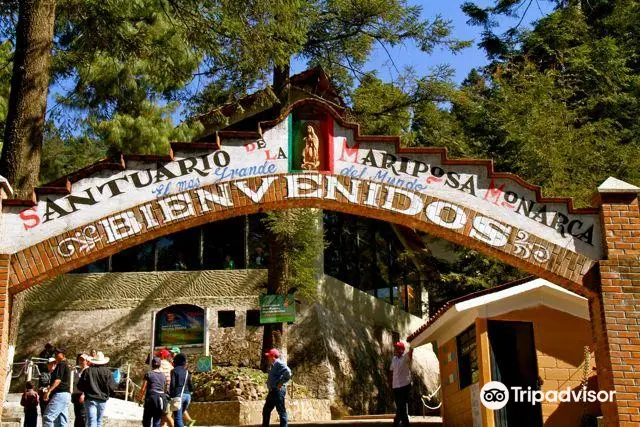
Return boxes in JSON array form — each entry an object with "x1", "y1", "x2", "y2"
[{"x1": 301, "y1": 122, "x2": 321, "y2": 170}]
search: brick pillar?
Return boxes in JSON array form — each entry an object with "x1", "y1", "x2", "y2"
[
  {"x1": 594, "y1": 177, "x2": 640, "y2": 426},
  {"x1": 0, "y1": 176, "x2": 13, "y2": 420},
  {"x1": 0, "y1": 254, "x2": 10, "y2": 420}
]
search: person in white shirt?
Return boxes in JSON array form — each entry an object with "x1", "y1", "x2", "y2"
[{"x1": 388, "y1": 341, "x2": 413, "y2": 426}]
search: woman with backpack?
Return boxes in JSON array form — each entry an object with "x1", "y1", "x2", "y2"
[{"x1": 138, "y1": 357, "x2": 173, "y2": 427}]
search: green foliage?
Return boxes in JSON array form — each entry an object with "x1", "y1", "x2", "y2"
[
  {"x1": 350, "y1": 67, "x2": 460, "y2": 146},
  {"x1": 461, "y1": 0, "x2": 562, "y2": 60},
  {"x1": 1, "y1": 0, "x2": 468, "y2": 173},
  {"x1": 184, "y1": 0, "x2": 468, "y2": 107},
  {"x1": 90, "y1": 101, "x2": 203, "y2": 155},
  {"x1": 404, "y1": 240, "x2": 527, "y2": 313},
  {"x1": 53, "y1": 0, "x2": 201, "y2": 115},
  {"x1": 478, "y1": 65, "x2": 640, "y2": 204},
  {"x1": 39, "y1": 125, "x2": 107, "y2": 184},
  {"x1": 300, "y1": 0, "x2": 468, "y2": 90},
  {"x1": 444, "y1": 1, "x2": 640, "y2": 206},
  {"x1": 262, "y1": 209, "x2": 325, "y2": 302},
  {"x1": 350, "y1": 73, "x2": 411, "y2": 136}
]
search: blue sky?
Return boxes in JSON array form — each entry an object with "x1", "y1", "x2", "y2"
[
  {"x1": 47, "y1": 1, "x2": 555, "y2": 124},
  {"x1": 291, "y1": 0, "x2": 554, "y2": 84}
]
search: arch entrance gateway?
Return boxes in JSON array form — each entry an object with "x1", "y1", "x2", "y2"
[{"x1": 0, "y1": 98, "x2": 637, "y2": 426}]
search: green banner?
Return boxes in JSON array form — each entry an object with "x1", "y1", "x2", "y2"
[{"x1": 260, "y1": 294, "x2": 296, "y2": 324}]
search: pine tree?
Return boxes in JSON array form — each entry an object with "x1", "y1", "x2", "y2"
[
  {"x1": 0, "y1": 0, "x2": 56, "y2": 198},
  {"x1": 451, "y1": 0, "x2": 640, "y2": 205},
  {"x1": 259, "y1": 209, "x2": 324, "y2": 368}
]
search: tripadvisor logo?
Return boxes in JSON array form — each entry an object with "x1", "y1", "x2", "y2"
[
  {"x1": 480, "y1": 382, "x2": 510, "y2": 410},
  {"x1": 480, "y1": 381, "x2": 615, "y2": 410}
]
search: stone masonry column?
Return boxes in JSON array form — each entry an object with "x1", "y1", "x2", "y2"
[
  {"x1": 0, "y1": 254, "x2": 11, "y2": 420},
  {"x1": 594, "y1": 177, "x2": 640, "y2": 426},
  {"x1": 0, "y1": 176, "x2": 14, "y2": 422}
]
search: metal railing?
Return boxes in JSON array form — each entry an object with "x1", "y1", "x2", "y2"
[
  {"x1": 9, "y1": 359, "x2": 140, "y2": 402},
  {"x1": 421, "y1": 385, "x2": 442, "y2": 411}
]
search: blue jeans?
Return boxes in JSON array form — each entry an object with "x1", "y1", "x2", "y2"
[
  {"x1": 84, "y1": 398, "x2": 107, "y2": 427},
  {"x1": 172, "y1": 393, "x2": 191, "y2": 427},
  {"x1": 43, "y1": 392, "x2": 71, "y2": 427},
  {"x1": 262, "y1": 388, "x2": 287, "y2": 427}
]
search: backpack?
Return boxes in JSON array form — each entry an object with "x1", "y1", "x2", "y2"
[{"x1": 39, "y1": 372, "x2": 51, "y2": 388}]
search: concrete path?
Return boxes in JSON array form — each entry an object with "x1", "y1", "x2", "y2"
[
  {"x1": 231, "y1": 417, "x2": 443, "y2": 426},
  {"x1": 3, "y1": 393, "x2": 442, "y2": 427}
]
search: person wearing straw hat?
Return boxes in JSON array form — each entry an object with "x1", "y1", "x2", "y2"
[{"x1": 77, "y1": 351, "x2": 117, "y2": 427}]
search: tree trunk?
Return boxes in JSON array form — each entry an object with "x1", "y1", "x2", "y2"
[
  {"x1": 259, "y1": 66, "x2": 292, "y2": 371},
  {"x1": 273, "y1": 62, "x2": 291, "y2": 114},
  {"x1": 0, "y1": 0, "x2": 56, "y2": 198},
  {"x1": 260, "y1": 217, "x2": 290, "y2": 371}
]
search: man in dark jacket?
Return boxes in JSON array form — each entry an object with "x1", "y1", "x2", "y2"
[
  {"x1": 43, "y1": 348, "x2": 71, "y2": 427},
  {"x1": 77, "y1": 351, "x2": 116, "y2": 427}
]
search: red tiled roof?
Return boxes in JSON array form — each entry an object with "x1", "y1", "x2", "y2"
[{"x1": 406, "y1": 275, "x2": 535, "y2": 342}]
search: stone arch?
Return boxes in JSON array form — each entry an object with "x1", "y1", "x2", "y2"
[
  {"x1": 4, "y1": 96, "x2": 630, "y2": 423},
  {"x1": 6, "y1": 172, "x2": 597, "y2": 299},
  {"x1": 0, "y1": 101, "x2": 604, "y2": 298}
]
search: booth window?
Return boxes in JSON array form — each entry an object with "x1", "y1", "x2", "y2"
[
  {"x1": 457, "y1": 325, "x2": 478, "y2": 389},
  {"x1": 218, "y1": 310, "x2": 236, "y2": 328},
  {"x1": 246, "y1": 310, "x2": 261, "y2": 327}
]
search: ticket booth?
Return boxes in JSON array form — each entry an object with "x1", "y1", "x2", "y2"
[{"x1": 409, "y1": 278, "x2": 602, "y2": 427}]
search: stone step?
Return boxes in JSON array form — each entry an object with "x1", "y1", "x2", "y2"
[{"x1": 0, "y1": 420, "x2": 139, "y2": 427}]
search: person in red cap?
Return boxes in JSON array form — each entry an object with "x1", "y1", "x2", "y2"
[
  {"x1": 389, "y1": 341, "x2": 413, "y2": 426},
  {"x1": 262, "y1": 348, "x2": 291, "y2": 427}
]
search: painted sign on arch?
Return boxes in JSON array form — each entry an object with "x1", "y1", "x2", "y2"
[{"x1": 1, "y1": 107, "x2": 602, "y2": 280}]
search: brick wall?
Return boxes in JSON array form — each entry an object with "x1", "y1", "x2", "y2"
[
  {"x1": 438, "y1": 337, "x2": 474, "y2": 426},
  {"x1": 594, "y1": 189, "x2": 640, "y2": 426},
  {"x1": 0, "y1": 254, "x2": 10, "y2": 423}
]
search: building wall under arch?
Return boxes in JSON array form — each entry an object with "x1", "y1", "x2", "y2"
[{"x1": 8, "y1": 269, "x2": 438, "y2": 414}]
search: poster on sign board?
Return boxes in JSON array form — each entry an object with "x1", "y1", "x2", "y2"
[{"x1": 154, "y1": 304, "x2": 205, "y2": 349}]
